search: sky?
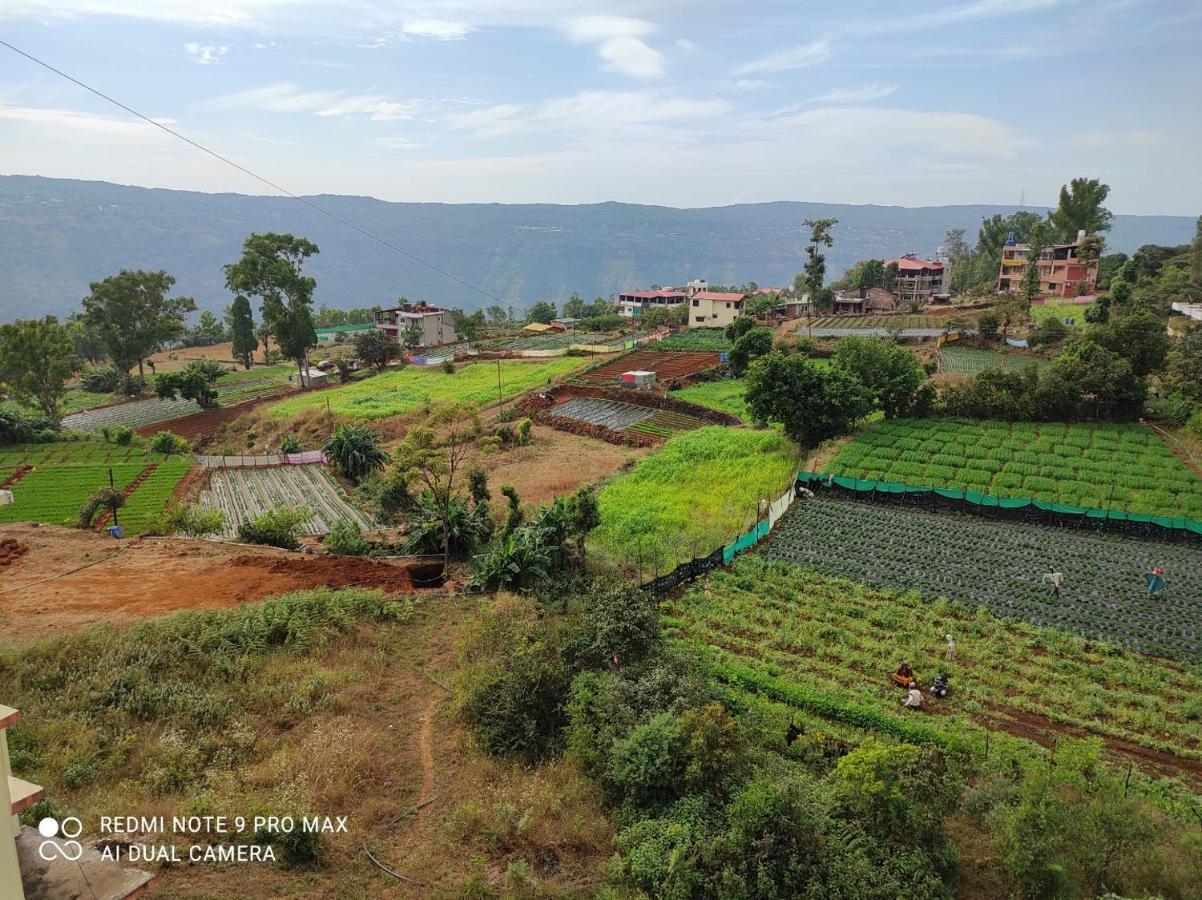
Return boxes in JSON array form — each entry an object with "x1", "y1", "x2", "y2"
[{"x1": 0, "y1": 0, "x2": 1199, "y2": 214}]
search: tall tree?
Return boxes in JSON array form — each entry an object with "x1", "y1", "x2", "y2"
[
  {"x1": 942, "y1": 228, "x2": 971, "y2": 264},
  {"x1": 224, "y1": 233, "x2": 320, "y2": 385},
  {"x1": 0, "y1": 316, "x2": 78, "y2": 421},
  {"x1": 1020, "y1": 221, "x2": 1051, "y2": 308},
  {"x1": 82, "y1": 269, "x2": 196, "y2": 379},
  {"x1": 227, "y1": 295, "x2": 258, "y2": 370},
  {"x1": 1048, "y1": 177, "x2": 1113, "y2": 242},
  {"x1": 1075, "y1": 234, "x2": 1105, "y2": 294},
  {"x1": 744, "y1": 352, "x2": 871, "y2": 448},
  {"x1": 1191, "y1": 215, "x2": 1202, "y2": 290},
  {"x1": 64, "y1": 312, "x2": 107, "y2": 366},
  {"x1": 354, "y1": 328, "x2": 401, "y2": 372},
  {"x1": 803, "y1": 217, "x2": 838, "y2": 312}
]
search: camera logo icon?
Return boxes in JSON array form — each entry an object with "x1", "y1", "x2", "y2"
[{"x1": 37, "y1": 816, "x2": 84, "y2": 862}]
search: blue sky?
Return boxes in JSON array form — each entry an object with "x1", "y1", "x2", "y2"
[{"x1": 0, "y1": 0, "x2": 1199, "y2": 213}]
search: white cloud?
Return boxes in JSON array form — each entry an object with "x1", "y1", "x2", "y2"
[
  {"x1": 204, "y1": 82, "x2": 421, "y2": 121},
  {"x1": 810, "y1": 83, "x2": 897, "y2": 104},
  {"x1": 184, "y1": 42, "x2": 229, "y2": 64},
  {"x1": 850, "y1": 0, "x2": 1059, "y2": 35},
  {"x1": 729, "y1": 79, "x2": 774, "y2": 91},
  {"x1": 563, "y1": 15, "x2": 664, "y2": 80},
  {"x1": 400, "y1": 19, "x2": 474, "y2": 40},
  {"x1": 732, "y1": 39, "x2": 832, "y2": 75},
  {"x1": 450, "y1": 90, "x2": 730, "y2": 138},
  {"x1": 0, "y1": 104, "x2": 173, "y2": 135},
  {"x1": 675, "y1": 37, "x2": 698, "y2": 53}
]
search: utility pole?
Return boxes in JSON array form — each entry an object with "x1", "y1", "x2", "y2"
[
  {"x1": 108, "y1": 467, "x2": 119, "y2": 528},
  {"x1": 496, "y1": 358, "x2": 502, "y2": 403}
]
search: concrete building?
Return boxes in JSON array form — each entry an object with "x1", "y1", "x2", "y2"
[
  {"x1": 996, "y1": 230, "x2": 1099, "y2": 298},
  {"x1": 616, "y1": 289, "x2": 688, "y2": 319},
  {"x1": 3, "y1": 705, "x2": 42, "y2": 899},
  {"x1": 890, "y1": 254, "x2": 947, "y2": 304},
  {"x1": 374, "y1": 301, "x2": 458, "y2": 348},
  {"x1": 688, "y1": 291, "x2": 745, "y2": 328}
]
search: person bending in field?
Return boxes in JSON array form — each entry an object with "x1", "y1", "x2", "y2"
[
  {"x1": 1145, "y1": 566, "x2": 1166, "y2": 596},
  {"x1": 1042, "y1": 569, "x2": 1063, "y2": 600},
  {"x1": 901, "y1": 683, "x2": 923, "y2": 709},
  {"x1": 891, "y1": 661, "x2": 914, "y2": 688},
  {"x1": 930, "y1": 673, "x2": 950, "y2": 699}
]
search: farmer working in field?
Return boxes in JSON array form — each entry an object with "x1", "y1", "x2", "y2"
[
  {"x1": 1042, "y1": 568, "x2": 1063, "y2": 600},
  {"x1": 944, "y1": 634, "x2": 956, "y2": 661},
  {"x1": 891, "y1": 660, "x2": 914, "y2": 688},
  {"x1": 901, "y1": 683, "x2": 923, "y2": 709},
  {"x1": 1145, "y1": 566, "x2": 1166, "y2": 596}
]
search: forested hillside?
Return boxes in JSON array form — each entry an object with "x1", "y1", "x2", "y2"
[{"x1": 0, "y1": 174, "x2": 1194, "y2": 318}]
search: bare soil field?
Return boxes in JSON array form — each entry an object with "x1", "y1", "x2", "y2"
[
  {"x1": 0, "y1": 523, "x2": 436, "y2": 644},
  {"x1": 580, "y1": 348, "x2": 721, "y2": 385},
  {"x1": 468, "y1": 424, "x2": 652, "y2": 506}
]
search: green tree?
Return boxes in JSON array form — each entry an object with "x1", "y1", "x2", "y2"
[
  {"x1": 942, "y1": 227, "x2": 971, "y2": 264},
  {"x1": 745, "y1": 352, "x2": 871, "y2": 447},
  {"x1": 1020, "y1": 221, "x2": 1052, "y2": 308},
  {"x1": 802, "y1": 218, "x2": 838, "y2": 312},
  {"x1": 188, "y1": 309, "x2": 227, "y2": 346},
  {"x1": 82, "y1": 269, "x2": 196, "y2": 378},
  {"x1": 64, "y1": 312, "x2": 107, "y2": 366},
  {"x1": 154, "y1": 361, "x2": 220, "y2": 408},
  {"x1": 977, "y1": 310, "x2": 1000, "y2": 341},
  {"x1": 353, "y1": 328, "x2": 401, "y2": 372},
  {"x1": 1191, "y1": 215, "x2": 1202, "y2": 290},
  {"x1": 449, "y1": 307, "x2": 485, "y2": 342},
  {"x1": 1049, "y1": 177, "x2": 1113, "y2": 242},
  {"x1": 0, "y1": 316, "x2": 78, "y2": 421},
  {"x1": 1075, "y1": 234, "x2": 1105, "y2": 294},
  {"x1": 400, "y1": 322, "x2": 423, "y2": 352},
  {"x1": 526, "y1": 300, "x2": 557, "y2": 324},
  {"x1": 833, "y1": 335, "x2": 927, "y2": 418},
  {"x1": 227, "y1": 295, "x2": 258, "y2": 370},
  {"x1": 224, "y1": 233, "x2": 320, "y2": 386},
  {"x1": 393, "y1": 401, "x2": 481, "y2": 567},
  {"x1": 1089, "y1": 309, "x2": 1170, "y2": 376},
  {"x1": 728, "y1": 327, "x2": 774, "y2": 375},
  {"x1": 1163, "y1": 325, "x2": 1202, "y2": 403},
  {"x1": 324, "y1": 424, "x2": 388, "y2": 483}
]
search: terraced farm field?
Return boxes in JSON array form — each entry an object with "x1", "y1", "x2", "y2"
[
  {"x1": 666, "y1": 555, "x2": 1202, "y2": 768},
  {"x1": 578, "y1": 349, "x2": 721, "y2": 385},
  {"x1": 62, "y1": 396, "x2": 201, "y2": 432},
  {"x1": 807, "y1": 314, "x2": 946, "y2": 329},
  {"x1": 491, "y1": 331, "x2": 616, "y2": 352},
  {"x1": 266, "y1": 358, "x2": 584, "y2": 420},
  {"x1": 829, "y1": 419, "x2": 1202, "y2": 519},
  {"x1": 672, "y1": 379, "x2": 748, "y2": 419},
  {"x1": 763, "y1": 494, "x2": 1202, "y2": 659},
  {"x1": 201, "y1": 464, "x2": 374, "y2": 537},
  {"x1": 548, "y1": 397, "x2": 708, "y2": 438},
  {"x1": 649, "y1": 330, "x2": 732, "y2": 352},
  {"x1": 939, "y1": 346, "x2": 1048, "y2": 374}
]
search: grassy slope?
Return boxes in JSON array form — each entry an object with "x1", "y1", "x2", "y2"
[
  {"x1": 672, "y1": 380, "x2": 748, "y2": 419},
  {"x1": 591, "y1": 426, "x2": 797, "y2": 571},
  {"x1": 828, "y1": 418, "x2": 1202, "y2": 519},
  {"x1": 2, "y1": 590, "x2": 613, "y2": 896},
  {"x1": 265, "y1": 358, "x2": 585, "y2": 420}
]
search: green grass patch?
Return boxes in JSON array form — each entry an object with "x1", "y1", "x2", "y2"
[
  {"x1": 265, "y1": 358, "x2": 585, "y2": 420},
  {"x1": 673, "y1": 380, "x2": 748, "y2": 419},
  {"x1": 591, "y1": 427, "x2": 797, "y2": 571}
]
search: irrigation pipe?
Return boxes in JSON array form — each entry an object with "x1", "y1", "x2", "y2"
[
  {"x1": 363, "y1": 845, "x2": 426, "y2": 887},
  {"x1": 0, "y1": 535, "x2": 144, "y2": 597}
]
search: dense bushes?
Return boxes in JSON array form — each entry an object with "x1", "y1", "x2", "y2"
[
  {"x1": 78, "y1": 366, "x2": 121, "y2": 393},
  {"x1": 237, "y1": 506, "x2": 312, "y2": 549},
  {"x1": 0, "y1": 408, "x2": 58, "y2": 444}
]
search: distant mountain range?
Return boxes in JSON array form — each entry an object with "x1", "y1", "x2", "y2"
[{"x1": 0, "y1": 175, "x2": 1195, "y2": 320}]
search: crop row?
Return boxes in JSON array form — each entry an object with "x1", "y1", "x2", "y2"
[
  {"x1": 648, "y1": 330, "x2": 732, "y2": 352},
  {"x1": 830, "y1": 419, "x2": 1202, "y2": 519},
  {"x1": 200, "y1": 465, "x2": 373, "y2": 537},
  {"x1": 116, "y1": 461, "x2": 194, "y2": 533},
  {"x1": 807, "y1": 314, "x2": 944, "y2": 329},
  {"x1": 939, "y1": 347, "x2": 1048, "y2": 374},
  {"x1": 762, "y1": 495, "x2": 1202, "y2": 660},
  {"x1": 664, "y1": 555, "x2": 1202, "y2": 764},
  {"x1": 549, "y1": 397, "x2": 655, "y2": 431},
  {"x1": 625, "y1": 409, "x2": 709, "y2": 437},
  {"x1": 0, "y1": 463, "x2": 149, "y2": 527},
  {"x1": 0, "y1": 442, "x2": 158, "y2": 467}
]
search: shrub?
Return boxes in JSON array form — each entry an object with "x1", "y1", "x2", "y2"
[
  {"x1": 236, "y1": 506, "x2": 312, "y2": 549},
  {"x1": 157, "y1": 503, "x2": 225, "y2": 537},
  {"x1": 441, "y1": 359, "x2": 455, "y2": 374},
  {"x1": 324, "y1": 518, "x2": 372, "y2": 556},
  {"x1": 279, "y1": 434, "x2": 301, "y2": 454},
  {"x1": 112, "y1": 426, "x2": 135, "y2": 446},
  {"x1": 608, "y1": 712, "x2": 687, "y2": 807},
  {"x1": 977, "y1": 310, "x2": 1000, "y2": 341},
  {"x1": 515, "y1": 418, "x2": 532, "y2": 446},
  {"x1": 0, "y1": 409, "x2": 58, "y2": 444},
  {"x1": 78, "y1": 367, "x2": 121, "y2": 393},
  {"x1": 323, "y1": 424, "x2": 387, "y2": 482},
  {"x1": 150, "y1": 431, "x2": 191, "y2": 455},
  {"x1": 77, "y1": 487, "x2": 125, "y2": 528}
]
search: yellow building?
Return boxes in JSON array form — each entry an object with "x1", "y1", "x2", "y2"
[{"x1": 688, "y1": 291, "x2": 745, "y2": 328}]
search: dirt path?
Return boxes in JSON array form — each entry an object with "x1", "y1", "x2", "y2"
[{"x1": 397, "y1": 692, "x2": 438, "y2": 853}]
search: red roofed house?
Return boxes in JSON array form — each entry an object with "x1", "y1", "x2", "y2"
[
  {"x1": 689, "y1": 291, "x2": 746, "y2": 328},
  {"x1": 890, "y1": 254, "x2": 947, "y2": 305},
  {"x1": 374, "y1": 301, "x2": 458, "y2": 348}
]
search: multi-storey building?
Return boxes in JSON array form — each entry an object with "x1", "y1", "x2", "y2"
[
  {"x1": 373, "y1": 301, "x2": 458, "y2": 347},
  {"x1": 890, "y1": 254, "x2": 947, "y2": 304},
  {"x1": 616, "y1": 289, "x2": 688, "y2": 318},
  {"x1": 996, "y1": 230, "x2": 1098, "y2": 298},
  {"x1": 688, "y1": 291, "x2": 745, "y2": 328}
]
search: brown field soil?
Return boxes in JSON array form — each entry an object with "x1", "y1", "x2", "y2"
[
  {"x1": 135, "y1": 391, "x2": 291, "y2": 443},
  {"x1": 0, "y1": 537, "x2": 29, "y2": 567},
  {"x1": 0, "y1": 523, "x2": 438, "y2": 645},
  {"x1": 149, "y1": 341, "x2": 239, "y2": 372},
  {"x1": 468, "y1": 422, "x2": 653, "y2": 506},
  {"x1": 580, "y1": 349, "x2": 721, "y2": 385}
]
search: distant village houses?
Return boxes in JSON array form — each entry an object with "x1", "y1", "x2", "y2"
[
  {"x1": 373, "y1": 301, "x2": 458, "y2": 347},
  {"x1": 615, "y1": 278, "x2": 791, "y2": 328}
]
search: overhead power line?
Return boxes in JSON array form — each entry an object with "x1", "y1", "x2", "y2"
[{"x1": 0, "y1": 37, "x2": 507, "y2": 304}]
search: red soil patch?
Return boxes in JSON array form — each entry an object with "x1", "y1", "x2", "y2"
[
  {"x1": 0, "y1": 537, "x2": 28, "y2": 568},
  {"x1": 580, "y1": 349, "x2": 721, "y2": 385},
  {"x1": 2, "y1": 465, "x2": 32, "y2": 490},
  {"x1": 134, "y1": 393, "x2": 288, "y2": 442},
  {"x1": 0, "y1": 523, "x2": 440, "y2": 644}
]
